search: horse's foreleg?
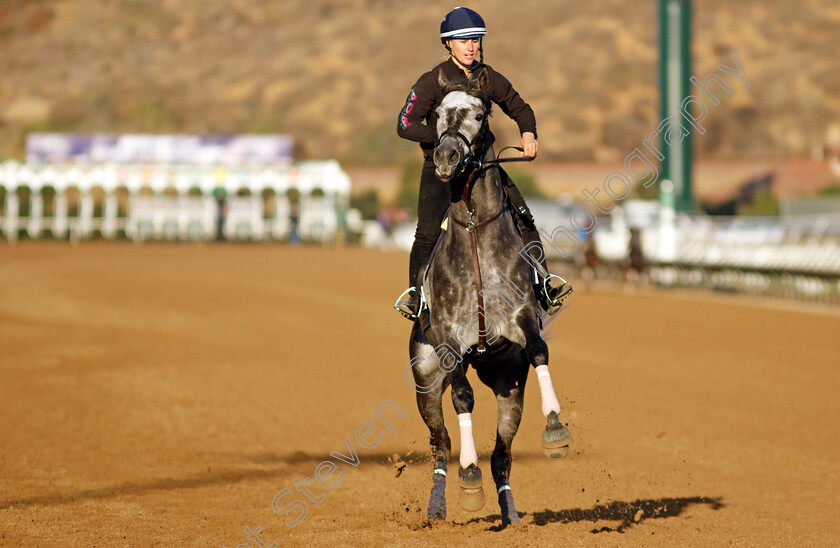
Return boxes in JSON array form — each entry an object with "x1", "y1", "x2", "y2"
[
  {"x1": 477, "y1": 359, "x2": 527, "y2": 526},
  {"x1": 525, "y1": 336, "x2": 572, "y2": 458},
  {"x1": 449, "y1": 360, "x2": 477, "y2": 468},
  {"x1": 448, "y1": 360, "x2": 485, "y2": 511},
  {"x1": 525, "y1": 337, "x2": 561, "y2": 416},
  {"x1": 413, "y1": 377, "x2": 450, "y2": 520},
  {"x1": 410, "y1": 335, "x2": 451, "y2": 520}
]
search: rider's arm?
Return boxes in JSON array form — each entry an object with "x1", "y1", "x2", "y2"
[
  {"x1": 397, "y1": 71, "x2": 438, "y2": 145},
  {"x1": 489, "y1": 69, "x2": 538, "y2": 141}
]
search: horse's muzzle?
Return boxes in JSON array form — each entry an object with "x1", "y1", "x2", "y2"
[{"x1": 433, "y1": 143, "x2": 461, "y2": 182}]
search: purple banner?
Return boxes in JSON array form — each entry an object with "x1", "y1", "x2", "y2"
[{"x1": 26, "y1": 133, "x2": 293, "y2": 166}]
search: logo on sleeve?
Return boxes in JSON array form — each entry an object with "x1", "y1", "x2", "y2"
[{"x1": 400, "y1": 89, "x2": 418, "y2": 129}]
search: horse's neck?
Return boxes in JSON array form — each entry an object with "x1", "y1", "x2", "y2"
[{"x1": 456, "y1": 146, "x2": 505, "y2": 216}]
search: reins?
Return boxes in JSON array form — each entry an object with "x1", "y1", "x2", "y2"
[{"x1": 483, "y1": 146, "x2": 536, "y2": 165}]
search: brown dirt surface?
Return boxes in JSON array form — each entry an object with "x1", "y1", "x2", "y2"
[{"x1": 1, "y1": 242, "x2": 838, "y2": 547}]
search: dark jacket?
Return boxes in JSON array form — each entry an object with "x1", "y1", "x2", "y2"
[{"x1": 397, "y1": 58, "x2": 537, "y2": 159}]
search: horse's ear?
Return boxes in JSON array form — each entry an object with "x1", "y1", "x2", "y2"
[
  {"x1": 472, "y1": 67, "x2": 490, "y2": 92},
  {"x1": 438, "y1": 69, "x2": 452, "y2": 90}
]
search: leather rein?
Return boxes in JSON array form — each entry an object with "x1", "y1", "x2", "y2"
[{"x1": 440, "y1": 123, "x2": 535, "y2": 353}]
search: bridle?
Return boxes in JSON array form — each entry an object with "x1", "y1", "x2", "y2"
[{"x1": 435, "y1": 114, "x2": 489, "y2": 180}]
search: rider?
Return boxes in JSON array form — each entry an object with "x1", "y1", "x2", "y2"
[{"x1": 395, "y1": 7, "x2": 570, "y2": 320}]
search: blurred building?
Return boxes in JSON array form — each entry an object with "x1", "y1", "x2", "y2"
[{"x1": 0, "y1": 133, "x2": 351, "y2": 243}]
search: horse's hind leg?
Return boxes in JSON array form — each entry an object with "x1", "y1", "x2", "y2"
[
  {"x1": 409, "y1": 328, "x2": 451, "y2": 520},
  {"x1": 525, "y1": 335, "x2": 573, "y2": 458},
  {"x1": 476, "y1": 356, "x2": 528, "y2": 526},
  {"x1": 448, "y1": 358, "x2": 485, "y2": 511}
]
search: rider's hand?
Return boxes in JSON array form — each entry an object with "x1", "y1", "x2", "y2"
[{"x1": 520, "y1": 132, "x2": 538, "y2": 159}]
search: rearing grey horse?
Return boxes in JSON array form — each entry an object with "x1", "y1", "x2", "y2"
[{"x1": 408, "y1": 68, "x2": 572, "y2": 526}]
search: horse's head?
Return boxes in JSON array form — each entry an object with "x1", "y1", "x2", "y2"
[{"x1": 433, "y1": 68, "x2": 492, "y2": 182}]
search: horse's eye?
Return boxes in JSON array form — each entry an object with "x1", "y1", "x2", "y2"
[{"x1": 475, "y1": 114, "x2": 484, "y2": 121}]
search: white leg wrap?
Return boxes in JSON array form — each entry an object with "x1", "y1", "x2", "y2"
[
  {"x1": 457, "y1": 413, "x2": 478, "y2": 468},
  {"x1": 535, "y1": 365, "x2": 562, "y2": 416}
]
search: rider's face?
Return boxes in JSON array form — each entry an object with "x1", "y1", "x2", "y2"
[{"x1": 447, "y1": 38, "x2": 480, "y2": 68}]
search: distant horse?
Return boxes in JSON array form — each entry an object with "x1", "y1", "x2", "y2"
[
  {"x1": 575, "y1": 233, "x2": 599, "y2": 283},
  {"x1": 408, "y1": 68, "x2": 572, "y2": 526},
  {"x1": 622, "y1": 227, "x2": 646, "y2": 283}
]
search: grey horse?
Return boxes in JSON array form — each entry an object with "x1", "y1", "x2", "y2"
[{"x1": 408, "y1": 68, "x2": 572, "y2": 526}]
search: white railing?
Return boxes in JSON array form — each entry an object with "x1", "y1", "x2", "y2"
[
  {"x1": 0, "y1": 160, "x2": 351, "y2": 243},
  {"x1": 591, "y1": 212, "x2": 840, "y2": 276}
]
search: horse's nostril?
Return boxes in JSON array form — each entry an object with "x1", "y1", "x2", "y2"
[{"x1": 449, "y1": 150, "x2": 458, "y2": 163}]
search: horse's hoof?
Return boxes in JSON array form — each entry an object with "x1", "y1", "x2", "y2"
[
  {"x1": 427, "y1": 475, "x2": 447, "y2": 520},
  {"x1": 427, "y1": 509, "x2": 446, "y2": 521},
  {"x1": 498, "y1": 488, "x2": 521, "y2": 525},
  {"x1": 542, "y1": 410, "x2": 572, "y2": 459},
  {"x1": 458, "y1": 465, "x2": 485, "y2": 511}
]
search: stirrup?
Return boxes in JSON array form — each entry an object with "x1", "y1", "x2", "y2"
[
  {"x1": 394, "y1": 286, "x2": 419, "y2": 320},
  {"x1": 543, "y1": 274, "x2": 573, "y2": 315}
]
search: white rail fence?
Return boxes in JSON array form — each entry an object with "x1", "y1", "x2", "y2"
[
  {"x1": 0, "y1": 160, "x2": 351, "y2": 243},
  {"x1": 591, "y1": 210, "x2": 840, "y2": 276},
  {"x1": 583, "y1": 205, "x2": 840, "y2": 302}
]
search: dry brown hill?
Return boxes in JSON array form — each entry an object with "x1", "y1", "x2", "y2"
[{"x1": 1, "y1": 0, "x2": 838, "y2": 164}]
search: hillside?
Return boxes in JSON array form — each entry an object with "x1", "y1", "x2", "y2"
[{"x1": 1, "y1": 0, "x2": 839, "y2": 164}]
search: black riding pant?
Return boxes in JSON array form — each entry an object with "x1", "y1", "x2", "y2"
[{"x1": 408, "y1": 160, "x2": 547, "y2": 287}]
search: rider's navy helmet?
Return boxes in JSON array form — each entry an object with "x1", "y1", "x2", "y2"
[{"x1": 440, "y1": 7, "x2": 486, "y2": 44}]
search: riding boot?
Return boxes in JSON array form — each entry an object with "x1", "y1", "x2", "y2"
[
  {"x1": 395, "y1": 243, "x2": 429, "y2": 320},
  {"x1": 396, "y1": 162, "x2": 451, "y2": 321},
  {"x1": 504, "y1": 176, "x2": 573, "y2": 314},
  {"x1": 519, "y1": 223, "x2": 550, "y2": 274}
]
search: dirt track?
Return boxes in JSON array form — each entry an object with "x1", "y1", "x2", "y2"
[{"x1": 1, "y1": 243, "x2": 838, "y2": 547}]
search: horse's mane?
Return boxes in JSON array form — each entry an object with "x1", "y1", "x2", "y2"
[{"x1": 441, "y1": 74, "x2": 493, "y2": 115}]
